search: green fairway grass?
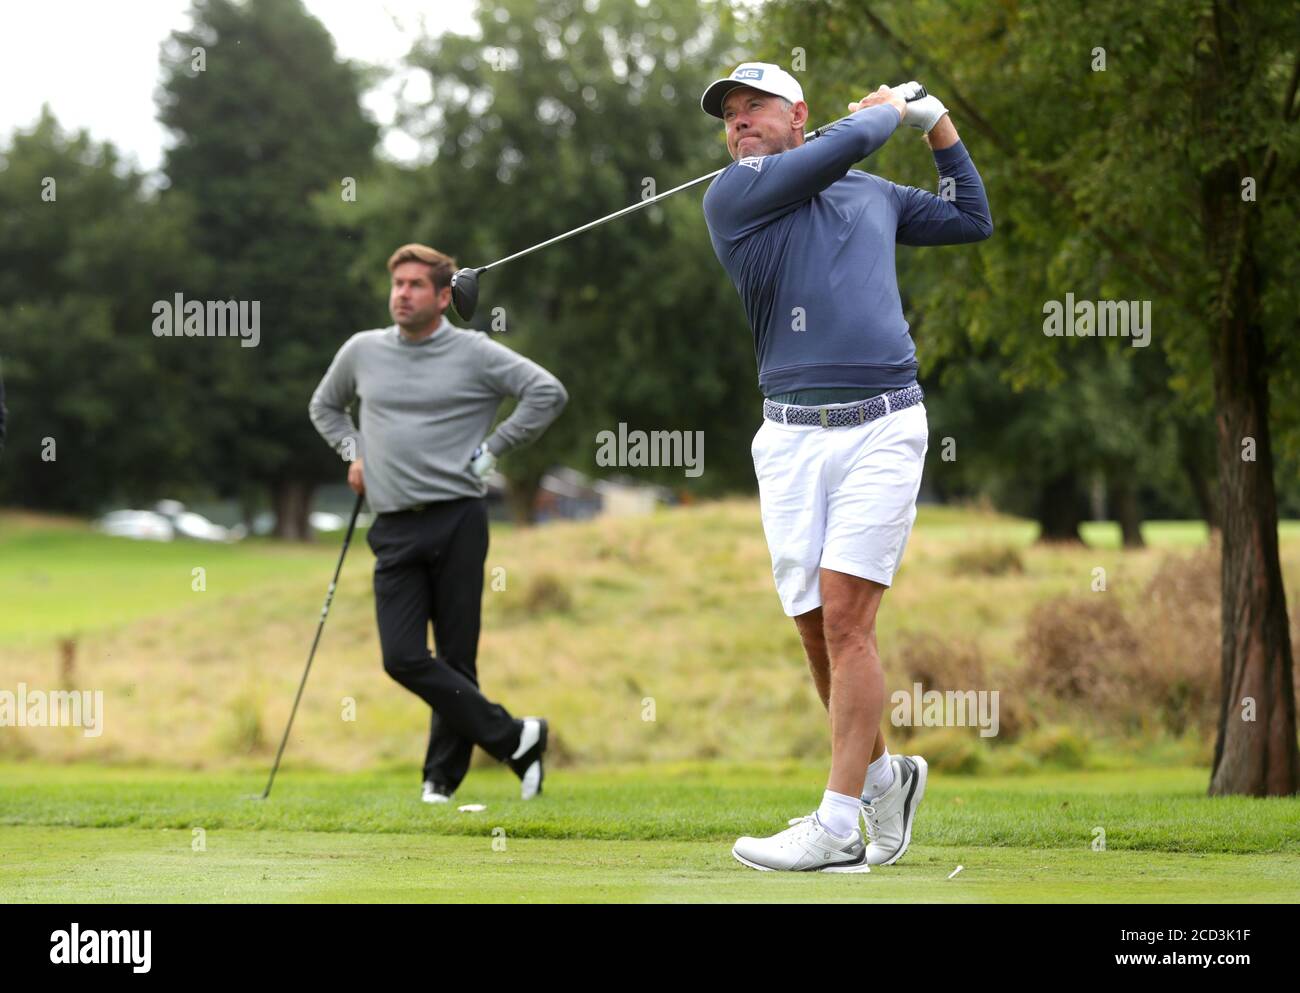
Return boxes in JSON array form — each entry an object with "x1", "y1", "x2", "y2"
[
  {"x1": 1, "y1": 762, "x2": 1296, "y2": 903},
  {"x1": 0, "y1": 523, "x2": 358, "y2": 646},
  {"x1": 6, "y1": 827, "x2": 1294, "y2": 903}
]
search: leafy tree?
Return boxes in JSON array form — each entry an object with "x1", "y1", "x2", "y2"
[
  {"x1": 369, "y1": 0, "x2": 754, "y2": 519},
  {"x1": 760, "y1": 0, "x2": 1299, "y2": 795},
  {"x1": 0, "y1": 109, "x2": 201, "y2": 511},
  {"x1": 925, "y1": 343, "x2": 1198, "y2": 546},
  {"x1": 157, "y1": 0, "x2": 379, "y2": 538}
]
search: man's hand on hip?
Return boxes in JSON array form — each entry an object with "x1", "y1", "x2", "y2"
[
  {"x1": 347, "y1": 458, "x2": 365, "y2": 495},
  {"x1": 470, "y1": 444, "x2": 497, "y2": 480}
]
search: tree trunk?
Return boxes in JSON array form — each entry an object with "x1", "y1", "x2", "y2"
[
  {"x1": 1177, "y1": 419, "x2": 1220, "y2": 531},
  {"x1": 239, "y1": 486, "x2": 258, "y2": 534},
  {"x1": 271, "y1": 479, "x2": 315, "y2": 541},
  {"x1": 1107, "y1": 474, "x2": 1145, "y2": 549},
  {"x1": 505, "y1": 475, "x2": 540, "y2": 525},
  {"x1": 1205, "y1": 298, "x2": 1299, "y2": 794},
  {"x1": 1035, "y1": 471, "x2": 1084, "y2": 543},
  {"x1": 1199, "y1": 19, "x2": 1299, "y2": 795}
]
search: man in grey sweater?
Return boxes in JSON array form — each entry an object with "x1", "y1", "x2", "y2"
[{"x1": 309, "y1": 243, "x2": 568, "y2": 803}]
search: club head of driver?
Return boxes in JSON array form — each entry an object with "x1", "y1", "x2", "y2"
[{"x1": 450, "y1": 267, "x2": 480, "y2": 321}]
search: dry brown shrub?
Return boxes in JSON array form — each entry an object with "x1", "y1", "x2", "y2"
[
  {"x1": 1126, "y1": 541, "x2": 1221, "y2": 734},
  {"x1": 522, "y1": 573, "x2": 574, "y2": 615},
  {"x1": 1019, "y1": 595, "x2": 1139, "y2": 705},
  {"x1": 893, "y1": 632, "x2": 1029, "y2": 740},
  {"x1": 949, "y1": 543, "x2": 1025, "y2": 577},
  {"x1": 897, "y1": 631, "x2": 988, "y2": 690},
  {"x1": 1013, "y1": 539, "x2": 1288, "y2": 736}
]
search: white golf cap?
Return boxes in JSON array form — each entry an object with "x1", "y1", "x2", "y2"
[{"x1": 700, "y1": 62, "x2": 804, "y2": 119}]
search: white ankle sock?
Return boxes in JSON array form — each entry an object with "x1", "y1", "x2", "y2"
[
  {"x1": 863, "y1": 750, "x2": 894, "y2": 801},
  {"x1": 511, "y1": 719, "x2": 538, "y2": 760},
  {"x1": 816, "y1": 789, "x2": 861, "y2": 838}
]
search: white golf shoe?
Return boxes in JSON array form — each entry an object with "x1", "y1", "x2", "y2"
[
  {"x1": 732, "y1": 812, "x2": 871, "y2": 873},
  {"x1": 862, "y1": 754, "x2": 927, "y2": 865}
]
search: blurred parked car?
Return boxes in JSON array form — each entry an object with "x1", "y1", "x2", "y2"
[
  {"x1": 251, "y1": 509, "x2": 367, "y2": 535},
  {"x1": 309, "y1": 511, "x2": 345, "y2": 532},
  {"x1": 171, "y1": 510, "x2": 236, "y2": 541},
  {"x1": 96, "y1": 501, "x2": 243, "y2": 542},
  {"x1": 97, "y1": 510, "x2": 175, "y2": 542},
  {"x1": 153, "y1": 500, "x2": 240, "y2": 542}
]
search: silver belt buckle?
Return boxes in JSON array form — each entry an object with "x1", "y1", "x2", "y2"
[{"x1": 819, "y1": 408, "x2": 829, "y2": 428}]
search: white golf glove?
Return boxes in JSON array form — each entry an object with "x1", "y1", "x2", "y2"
[
  {"x1": 470, "y1": 443, "x2": 497, "y2": 480},
  {"x1": 892, "y1": 81, "x2": 948, "y2": 133},
  {"x1": 890, "y1": 80, "x2": 926, "y2": 102}
]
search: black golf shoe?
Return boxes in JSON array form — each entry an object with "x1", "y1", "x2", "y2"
[
  {"x1": 507, "y1": 717, "x2": 548, "y2": 800},
  {"x1": 421, "y1": 781, "x2": 454, "y2": 804}
]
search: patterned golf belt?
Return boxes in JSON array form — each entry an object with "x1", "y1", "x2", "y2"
[{"x1": 762, "y1": 384, "x2": 925, "y2": 428}]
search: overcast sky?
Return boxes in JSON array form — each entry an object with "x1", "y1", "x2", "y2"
[{"x1": 0, "y1": 0, "x2": 480, "y2": 172}]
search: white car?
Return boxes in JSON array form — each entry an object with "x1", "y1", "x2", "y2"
[
  {"x1": 152, "y1": 500, "x2": 239, "y2": 542},
  {"x1": 98, "y1": 510, "x2": 175, "y2": 542},
  {"x1": 309, "y1": 511, "x2": 346, "y2": 533},
  {"x1": 172, "y1": 511, "x2": 233, "y2": 542}
]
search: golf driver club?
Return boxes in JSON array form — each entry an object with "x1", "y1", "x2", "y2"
[
  {"x1": 259, "y1": 489, "x2": 366, "y2": 800},
  {"x1": 450, "y1": 85, "x2": 928, "y2": 320}
]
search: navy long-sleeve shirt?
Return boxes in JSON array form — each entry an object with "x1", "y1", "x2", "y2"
[{"x1": 702, "y1": 104, "x2": 993, "y2": 396}]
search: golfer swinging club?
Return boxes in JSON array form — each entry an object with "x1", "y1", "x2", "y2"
[
  {"x1": 310, "y1": 244, "x2": 568, "y2": 804},
  {"x1": 700, "y1": 64, "x2": 992, "y2": 871}
]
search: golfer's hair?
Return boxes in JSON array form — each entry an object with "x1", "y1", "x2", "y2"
[{"x1": 387, "y1": 244, "x2": 456, "y2": 290}]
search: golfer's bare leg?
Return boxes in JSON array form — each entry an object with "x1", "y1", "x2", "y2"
[
  {"x1": 817, "y1": 568, "x2": 888, "y2": 797},
  {"x1": 794, "y1": 606, "x2": 886, "y2": 763}
]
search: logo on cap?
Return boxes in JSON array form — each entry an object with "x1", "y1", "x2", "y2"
[{"x1": 700, "y1": 61, "x2": 804, "y2": 120}]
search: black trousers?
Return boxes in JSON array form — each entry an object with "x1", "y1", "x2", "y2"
[{"x1": 367, "y1": 497, "x2": 519, "y2": 789}]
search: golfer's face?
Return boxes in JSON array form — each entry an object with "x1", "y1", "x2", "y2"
[
  {"x1": 389, "y1": 262, "x2": 444, "y2": 327},
  {"x1": 722, "y1": 87, "x2": 790, "y2": 160}
]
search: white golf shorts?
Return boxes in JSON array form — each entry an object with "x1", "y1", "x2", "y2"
[{"x1": 751, "y1": 400, "x2": 929, "y2": 616}]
